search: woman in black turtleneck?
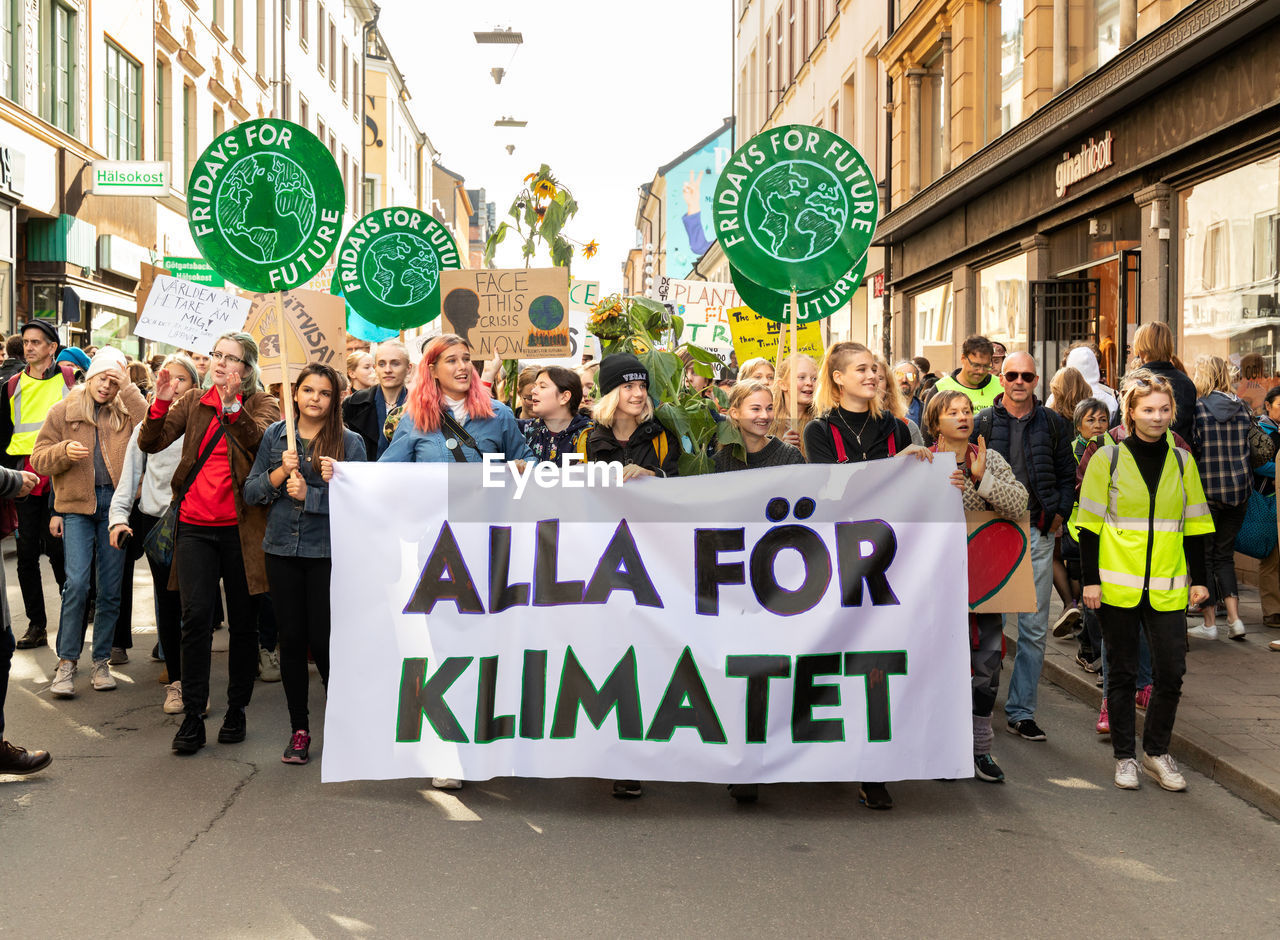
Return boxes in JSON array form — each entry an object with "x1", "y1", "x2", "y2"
[
  {"x1": 1076, "y1": 371, "x2": 1214, "y2": 794},
  {"x1": 804, "y1": 342, "x2": 935, "y2": 812}
]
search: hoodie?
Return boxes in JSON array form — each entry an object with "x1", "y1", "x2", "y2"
[{"x1": 1064, "y1": 347, "x2": 1118, "y2": 417}]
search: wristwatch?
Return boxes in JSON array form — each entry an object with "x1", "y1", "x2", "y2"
[{"x1": 223, "y1": 400, "x2": 242, "y2": 415}]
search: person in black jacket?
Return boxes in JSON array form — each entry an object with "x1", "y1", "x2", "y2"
[
  {"x1": 341, "y1": 340, "x2": 410, "y2": 460},
  {"x1": 584, "y1": 353, "x2": 680, "y2": 481},
  {"x1": 1131, "y1": 321, "x2": 1197, "y2": 443},
  {"x1": 971, "y1": 351, "x2": 1075, "y2": 744}
]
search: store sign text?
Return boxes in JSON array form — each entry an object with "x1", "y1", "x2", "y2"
[{"x1": 1055, "y1": 132, "x2": 1114, "y2": 199}]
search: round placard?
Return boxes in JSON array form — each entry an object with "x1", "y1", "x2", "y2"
[
  {"x1": 714, "y1": 125, "x2": 877, "y2": 291},
  {"x1": 729, "y1": 252, "x2": 868, "y2": 324},
  {"x1": 187, "y1": 119, "x2": 345, "y2": 294},
  {"x1": 333, "y1": 207, "x2": 462, "y2": 330}
]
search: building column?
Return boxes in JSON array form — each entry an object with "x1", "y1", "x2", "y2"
[
  {"x1": 940, "y1": 29, "x2": 953, "y2": 174},
  {"x1": 1120, "y1": 0, "x2": 1138, "y2": 49},
  {"x1": 1134, "y1": 183, "x2": 1174, "y2": 327},
  {"x1": 1053, "y1": 0, "x2": 1068, "y2": 92},
  {"x1": 953, "y1": 264, "x2": 976, "y2": 342},
  {"x1": 907, "y1": 68, "x2": 925, "y2": 196},
  {"x1": 1022, "y1": 234, "x2": 1052, "y2": 366}
]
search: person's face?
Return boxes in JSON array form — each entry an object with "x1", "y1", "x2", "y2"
[
  {"x1": 794, "y1": 361, "x2": 817, "y2": 405},
  {"x1": 295, "y1": 373, "x2": 335, "y2": 421},
  {"x1": 432, "y1": 344, "x2": 472, "y2": 398},
  {"x1": 1000, "y1": 354, "x2": 1038, "y2": 404},
  {"x1": 686, "y1": 365, "x2": 710, "y2": 392},
  {"x1": 528, "y1": 372, "x2": 570, "y2": 419},
  {"x1": 88, "y1": 371, "x2": 120, "y2": 404},
  {"x1": 730, "y1": 390, "x2": 774, "y2": 440},
  {"x1": 350, "y1": 355, "x2": 376, "y2": 390},
  {"x1": 961, "y1": 350, "x2": 993, "y2": 385},
  {"x1": 22, "y1": 332, "x2": 55, "y2": 365},
  {"x1": 377, "y1": 347, "x2": 409, "y2": 390},
  {"x1": 875, "y1": 366, "x2": 888, "y2": 394},
  {"x1": 617, "y1": 380, "x2": 649, "y2": 418},
  {"x1": 1078, "y1": 408, "x2": 1109, "y2": 439},
  {"x1": 209, "y1": 340, "x2": 246, "y2": 387},
  {"x1": 746, "y1": 363, "x2": 775, "y2": 384},
  {"x1": 834, "y1": 352, "x2": 878, "y2": 403},
  {"x1": 165, "y1": 362, "x2": 195, "y2": 397},
  {"x1": 894, "y1": 364, "x2": 918, "y2": 396},
  {"x1": 990, "y1": 344, "x2": 1007, "y2": 374},
  {"x1": 190, "y1": 351, "x2": 210, "y2": 377},
  {"x1": 936, "y1": 397, "x2": 974, "y2": 443},
  {"x1": 1268, "y1": 397, "x2": 1280, "y2": 423},
  {"x1": 1132, "y1": 391, "x2": 1173, "y2": 442}
]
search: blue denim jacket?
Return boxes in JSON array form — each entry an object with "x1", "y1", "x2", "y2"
[
  {"x1": 379, "y1": 400, "x2": 535, "y2": 463},
  {"x1": 243, "y1": 420, "x2": 367, "y2": 558}
]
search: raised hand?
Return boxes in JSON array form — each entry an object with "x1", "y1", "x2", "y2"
[
  {"x1": 970, "y1": 436, "x2": 987, "y2": 481},
  {"x1": 221, "y1": 371, "x2": 243, "y2": 407},
  {"x1": 154, "y1": 367, "x2": 177, "y2": 401}
]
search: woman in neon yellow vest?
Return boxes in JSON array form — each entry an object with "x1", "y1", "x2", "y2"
[{"x1": 1077, "y1": 371, "x2": 1214, "y2": 793}]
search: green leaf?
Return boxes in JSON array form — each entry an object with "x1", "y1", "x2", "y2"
[
  {"x1": 669, "y1": 314, "x2": 684, "y2": 344},
  {"x1": 677, "y1": 451, "x2": 713, "y2": 476},
  {"x1": 523, "y1": 201, "x2": 538, "y2": 230},
  {"x1": 483, "y1": 222, "x2": 509, "y2": 268},
  {"x1": 656, "y1": 401, "x2": 693, "y2": 449},
  {"x1": 641, "y1": 349, "x2": 682, "y2": 404},
  {"x1": 681, "y1": 343, "x2": 721, "y2": 367},
  {"x1": 716, "y1": 415, "x2": 746, "y2": 465},
  {"x1": 540, "y1": 199, "x2": 566, "y2": 243},
  {"x1": 687, "y1": 360, "x2": 714, "y2": 381},
  {"x1": 550, "y1": 236, "x2": 574, "y2": 269},
  {"x1": 629, "y1": 296, "x2": 668, "y2": 335}
]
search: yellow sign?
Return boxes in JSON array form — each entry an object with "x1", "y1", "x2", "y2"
[{"x1": 728, "y1": 306, "x2": 824, "y2": 366}]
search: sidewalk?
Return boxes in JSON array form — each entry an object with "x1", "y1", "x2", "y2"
[{"x1": 1028, "y1": 585, "x2": 1280, "y2": 819}]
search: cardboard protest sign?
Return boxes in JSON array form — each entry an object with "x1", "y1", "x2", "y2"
[
  {"x1": 730, "y1": 305, "x2": 824, "y2": 366},
  {"x1": 652, "y1": 276, "x2": 737, "y2": 365},
  {"x1": 187, "y1": 118, "x2": 344, "y2": 293},
  {"x1": 136, "y1": 262, "x2": 171, "y2": 317},
  {"x1": 539, "y1": 279, "x2": 600, "y2": 367},
  {"x1": 244, "y1": 289, "x2": 346, "y2": 384},
  {"x1": 440, "y1": 267, "x2": 571, "y2": 359},
  {"x1": 966, "y1": 511, "x2": 1036, "y2": 613},
  {"x1": 135, "y1": 276, "x2": 252, "y2": 352},
  {"x1": 713, "y1": 124, "x2": 877, "y2": 291}
]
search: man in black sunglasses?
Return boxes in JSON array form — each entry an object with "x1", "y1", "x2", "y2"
[{"x1": 972, "y1": 351, "x2": 1076, "y2": 744}]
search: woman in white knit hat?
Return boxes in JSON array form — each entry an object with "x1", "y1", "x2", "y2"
[{"x1": 31, "y1": 348, "x2": 146, "y2": 697}]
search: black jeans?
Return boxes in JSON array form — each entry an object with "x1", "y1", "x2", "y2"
[
  {"x1": 113, "y1": 502, "x2": 152, "y2": 650},
  {"x1": 126, "y1": 509, "x2": 183, "y2": 679},
  {"x1": 175, "y1": 522, "x2": 257, "y2": 720},
  {"x1": 266, "y1": 554, "x2": 332, "y2": 732},
  {"x1": 1098, "y1": 595, "x2": 1187, "y2": 760},
  {"x1": 0, "y1": 617, "x2": 12, "y2": 736},
  {"x1": 1205, "y1": 498, "x2": 1247, "y2": 604},
  {"x1": 14, "y1": 493, "x2": 65, "y2": 631}
]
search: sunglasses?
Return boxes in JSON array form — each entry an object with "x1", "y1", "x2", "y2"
[{"x1": 1003, "y1": 370, "x2": 1036, "y2": 383}]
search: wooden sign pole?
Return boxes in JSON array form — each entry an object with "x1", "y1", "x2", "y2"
[
  {"x1": 788, "y1": 288, "x2": 799, "y2": 425},
  {"x1": 275, "y1": 292, "x2": 297, "y2": 453}
]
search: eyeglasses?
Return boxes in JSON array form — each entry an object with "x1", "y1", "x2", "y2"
[
  {"x1": 964, "y1": 357, "x2": 992, "y2": 372},
  {"x1": 1003, "y1": 370, "x2": 1037, "y2": 383},
  {"x1": 209, "y1": 351, "x2": 244, "y2": 366},
  {"x1": 895, "y1": 370, "x2": 917, "y2": 381}
]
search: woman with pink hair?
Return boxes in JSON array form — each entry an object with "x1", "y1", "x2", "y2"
[{"x1": 381, "y1": 334, "x2": 534, "y2": 464}]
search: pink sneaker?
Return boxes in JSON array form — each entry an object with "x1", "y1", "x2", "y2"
[
  {"x1": 1096, "y1": 700, "x2": 1110, "y2": 734},
  {"x1": 1135, "y1": 684, "x2": 1152, "y2": 709}
]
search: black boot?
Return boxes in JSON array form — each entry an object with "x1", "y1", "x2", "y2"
[
  {"x1": 0, "y1": 740, "x2": 52, "y2": 775},
  {"x1": 172, "y1": 715, "x2": 206, "y2": 754},
  {"x1": 218, "y1": 707, "x2": 246, "y2": 744},
  {"x1": 14, "y1": 626, "x2": 46, "y2": 650}
]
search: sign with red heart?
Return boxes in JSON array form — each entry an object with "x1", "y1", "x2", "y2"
[{"x1": 966, "y1": 512, "x2": 1036, "y2": 613}]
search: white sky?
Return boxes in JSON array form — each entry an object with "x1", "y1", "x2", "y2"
[{"x1": 378, "y1": 1, "x2": 733, "y2": 294}]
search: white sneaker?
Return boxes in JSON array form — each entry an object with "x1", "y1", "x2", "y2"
[
  {"x1": 50, "y1": 660, "x2": 77, "y2": 698},
  {"x1": 90, "y1": 660, "x2": 117, "y2": 691},
  {"x1": 1142, "y1": 753, "x2": 1187, "y2": 791},
  {"x1": 1187, "y1": 623, "x2": 1218, "y2": 640},
  {"x1": 163, "y1": 681, "x2": 185, "y2": 715},
  {"x1": 1227, "y1": 619, "x2": 1246, "y2": 641},
  {"x1": 1114, "y1": 758, "x2": 1141, "y2": 789},
  {"x1": 431, "y1": 777, "x2": 463, "y2": 790}
]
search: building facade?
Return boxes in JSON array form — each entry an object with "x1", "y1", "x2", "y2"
[
  {"x1": 363, "y1": 27, "x2": 434, "y2": 215},
  {"x1": 877, "y1": 0, "x2": 1280, "y2": 383}
]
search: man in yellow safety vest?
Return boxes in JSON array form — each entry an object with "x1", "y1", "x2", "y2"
[{"x1": 0, "y1": 321, "x2": 75, "y2": 649}]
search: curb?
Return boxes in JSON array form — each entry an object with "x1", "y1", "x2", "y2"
[{"x1": 1004, "y1": 627, "x2": 1280, "y2": 820}]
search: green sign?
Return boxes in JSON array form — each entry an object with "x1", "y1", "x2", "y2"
[
  {"x1": 187, "y1": 118, "x2": 345, "y2": 294},
  {"x1": 714, "y1": 125, "x2": 877, "y2": 291},
  {"x1": 163, "y1": 255, "x2": 225, "y2": 287},
  {"x1": 729, "y1": 253, "x2": 868, "y2": 325},
  {"x1": 333, "y1": 207, "x2": 462, "y2": 330}
]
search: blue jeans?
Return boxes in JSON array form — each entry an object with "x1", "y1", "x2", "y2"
[
  {"x1": 1004, "y1": 526, "x2": 1054, "y2": 723},
  {"x1": 55, "y1": 486, "x2": 125, "y2": 664}
]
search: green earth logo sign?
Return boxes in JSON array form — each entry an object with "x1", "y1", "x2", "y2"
[
  {"x1": 714, "y1": 125, "x2": 878, "y2": 291},
  {"x1": 335, "y1": 207, "x2": 462, "y2": 331},
  {"x1": 188, "y1": 119, "x2": 344, "y2": 294}
]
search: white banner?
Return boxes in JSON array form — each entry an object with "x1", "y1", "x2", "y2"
[
  {"x1": 135, "y1": 275, "x2": 252, "y2": 352},
  {"x1": 324, "y1": 460, "x2": 972, "y2": 784},
  {"x1": 651, "y1": 276, "x2": 738, "y2": 366}
]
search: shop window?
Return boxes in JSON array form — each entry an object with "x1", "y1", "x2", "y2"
[
  {"x1": 105, "y1": 42, "x2": 141, "y2": 160},
  {"x1": 912, "y1": 281, "x2": 953, "y2": 354},
  {"x1": 1068, "y1": 0, "x2": 1121, "y2": 85},
  {"x1": 982, "y1": 0, "x2": 1023, "y2": 144},
  {"x1": 1180, "y1": 154, "x2": 1280, "y2": 374},
  {"x1": 977, "y1": 253, "x2": 1029, "y2": 350}
]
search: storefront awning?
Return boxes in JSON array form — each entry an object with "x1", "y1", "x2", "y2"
[{"x1": 62, "y1": 282, "x2": 135, "y2": 316}]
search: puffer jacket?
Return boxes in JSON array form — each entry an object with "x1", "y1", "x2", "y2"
[{"x1": 973, "y1": 394, "x2": 1075, "y2": 533}]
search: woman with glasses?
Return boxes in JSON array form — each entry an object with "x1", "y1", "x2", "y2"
[{"x1": 139, "y1": 333, "x2": 280, "y2": 755}]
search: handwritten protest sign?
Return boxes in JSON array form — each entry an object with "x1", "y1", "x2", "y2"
[
  {"x1": 244, "y1": 288, "x2": 345, "y2": 384},
  {"x1": 729, "y1": 305, "x2": 824, "y2": 366},
  {"x1": 539, "y1": 279, "x2": 599, "y2": 367},
  {"x1": 440, "y1": 267, "x2": 570, "y2": 359},
  {"x1": 652, "y1": 276, "x2": 736, "y2": 365},
  {"x1": 135, "y1": 276, "x2": 251, "y2": 352},
  {"x1": 966, "y1": 512, "x2": 1036, "y2": 613},
  {"x1": 135, "y1": 262, "x2": 171, "y2": 317}
]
